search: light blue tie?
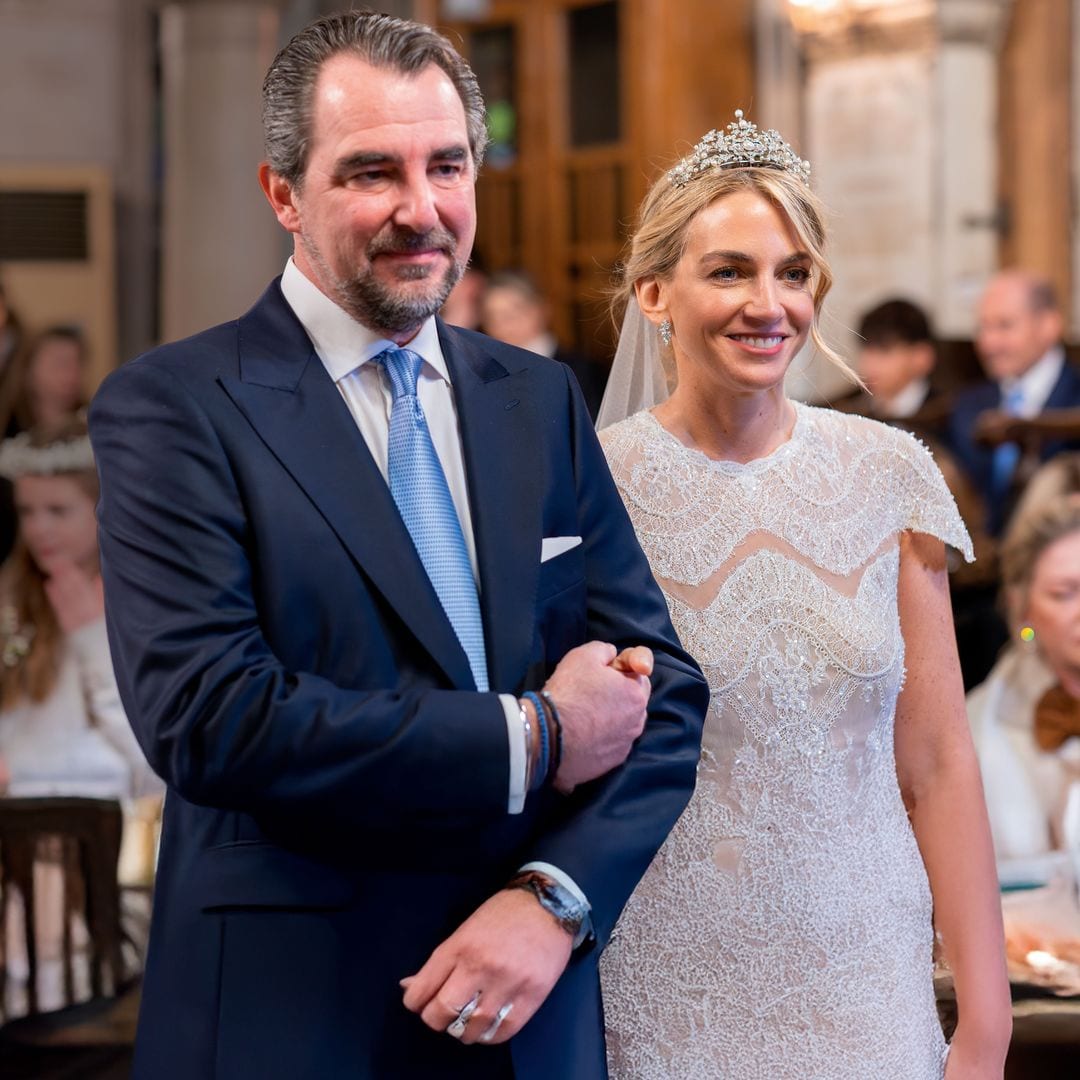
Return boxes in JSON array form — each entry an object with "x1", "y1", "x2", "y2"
[
  {"x1": 376, "y1": 347, "x2": 488, "y2": 691},
  {"x1": 990, "y1": 383, "x2": 1025, "y2": 504}
]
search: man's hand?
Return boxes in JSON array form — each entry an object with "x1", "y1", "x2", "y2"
[
  {"x1": 42, "y1": 559, "x2": 105, "y2": 635},
  {"x1": 400, "y1": 888, "x2": 573, "y2": 1044},
  {"x1": 543, "y1": 640, "x2": 652, "y2": 793}
]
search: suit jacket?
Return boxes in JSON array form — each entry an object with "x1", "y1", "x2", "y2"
[
  {"x1": 88, "y1": 280, "x2": 708, "y2": 1080},
  {"x1": 948, "y1": 359, "x2": 1080, "y2": 534}
]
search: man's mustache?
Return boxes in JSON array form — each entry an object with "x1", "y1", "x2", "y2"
[{"x1": 367, "y1": 227, "x2": 456, "y2": 257}]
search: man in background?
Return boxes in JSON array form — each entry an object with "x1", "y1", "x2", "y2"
[
  {"x1": 950, "y1": 270, "x2": 1080, "y2": 535},
  {"x1": 481, "y1": 270, "x2": 606, "y2": 420},
  {"x1": 837, "y1": 298, "x2": 947, "y2": 443}
]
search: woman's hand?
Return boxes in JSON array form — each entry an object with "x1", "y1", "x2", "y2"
[{"x1": 42, "y1": 558, "x2": 105, "y2": 634}]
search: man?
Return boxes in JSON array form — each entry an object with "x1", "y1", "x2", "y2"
[
  {"x1": 481, "y1": 270, "x2": 607, "y2": 420},
  {"x1": 836, "y1": 298, "x2": 947, "y2": 443},
  {"x1": 88, "y1": 12, "x2": 706, "y2": 1080},
  {"x1": 950, "y1": 270, "x2": 1080, "y2": 534}
]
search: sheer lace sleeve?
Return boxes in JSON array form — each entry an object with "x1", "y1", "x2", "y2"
[{"x1": 880, "y1": 423, "x2": 974, "y2": 563}]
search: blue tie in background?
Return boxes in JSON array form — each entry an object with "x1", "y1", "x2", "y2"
[
  {"x1": 990, "y1": 383, "x2": 1025, "y2": 506},
  {"x1": 376, "y1": 347, "x2": 489, "y2": 691}
]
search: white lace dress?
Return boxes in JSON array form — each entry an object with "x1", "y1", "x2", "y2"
[{"x1": 598, "y1": 403, "x2": 972, "y2": 1080}]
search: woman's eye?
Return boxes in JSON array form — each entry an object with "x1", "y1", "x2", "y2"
[
  {"x1": 782, "y1": 267, "x2": 811, "y2": 284},
  {"x1": 710, "y1": 267, "x2": 739, "y2": 281}
]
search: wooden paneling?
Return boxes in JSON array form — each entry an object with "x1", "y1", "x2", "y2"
[
  {"x1": 998, "y1": 0, "x2": 1072, "y2": 316},
  {"x1": 430, "y1": 0, "x2": 755, "y2": 361}
]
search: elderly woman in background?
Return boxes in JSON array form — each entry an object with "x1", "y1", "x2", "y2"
[
  {"x1": 0, "y1": 418, "x2": 159, "y2": 1015},
  {"x1": 968, "y1": 492, "x2": 1080, "y2": 871}
]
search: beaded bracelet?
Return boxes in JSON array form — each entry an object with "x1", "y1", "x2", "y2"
[
  {"x1": 522, "y1": 691, "x2": 549, "y2": 791},
  {"x1": 518, "y1": 698, "x2": 535, "y2": 791},
  {"x1": 539, "y1": 690, "x2": 564, "y2": 774}
]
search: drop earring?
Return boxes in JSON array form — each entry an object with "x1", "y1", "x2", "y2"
[{"x1": 658, "y1": 319, "x2": 673, "y2": 347}]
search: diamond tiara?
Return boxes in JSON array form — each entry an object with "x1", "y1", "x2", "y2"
[{"x1": 668, "y1": 111, "x2": 811, "y2": 188}]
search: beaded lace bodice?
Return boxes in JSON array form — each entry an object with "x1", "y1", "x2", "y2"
[{"x1": 598, "y1": 404, "x2": 971, "y2": 1080}]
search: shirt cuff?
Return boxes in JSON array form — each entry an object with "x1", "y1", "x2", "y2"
[
  {"x1": 500, "y1": 693, "x2": 527, "y2": 814},
  {"x1": 519, "y1": 860, "x2": 594, "y2": 947}
]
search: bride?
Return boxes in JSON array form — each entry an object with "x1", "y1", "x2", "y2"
[{"x1": 597, "y1": 114, "x2": 1010, "y2": 1079}]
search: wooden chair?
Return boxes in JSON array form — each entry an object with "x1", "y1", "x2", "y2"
[{"x1": 0, "y1": 797, "x2": 126, "y2": 1018}]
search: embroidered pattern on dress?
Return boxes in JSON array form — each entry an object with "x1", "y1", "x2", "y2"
[{"x1": 598, "y1": 404, "x2": 969, "y2": 1080}]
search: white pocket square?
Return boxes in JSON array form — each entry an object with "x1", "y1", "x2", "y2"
[{"x1": 540, "y1": 536, "x2": 582, "y2": 563}]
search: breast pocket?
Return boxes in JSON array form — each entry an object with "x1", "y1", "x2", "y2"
[{"x1": 534, "y1": 545, "x2": 587, "y2": 676}]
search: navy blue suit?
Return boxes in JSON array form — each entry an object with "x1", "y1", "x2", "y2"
[
  {"x1": 948, "y1": 359, "x2": 1080, "y2": 534},
  {"x1": 88, "y1": 280, "x2": 708, "y2": 1080}
]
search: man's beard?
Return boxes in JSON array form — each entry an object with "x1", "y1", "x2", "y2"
[{"x1": 302, "y1": 226, "x2": 465, "y2": 334}]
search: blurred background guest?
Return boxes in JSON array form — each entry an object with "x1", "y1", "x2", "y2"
[
  {"x1": 15, "y1": 326, "x2": 90, "y2": 435},
  {"x1": 0, "y1": 418, "x2": 160, "y2": 1016},
  {"x1": 0, "y1": 280, "x2": 26, "y2": 440},
  {"x1": 950, "y1": 272, "x2": 1080, "y2": 536},
  {"x1": 836, "y1": 297, "x2": 948, "y2": 441},
  {"x1": 967, "y1": 490, "x2": 1080, "y2": 876},
  {"x1": 481, "y1": 269, "x2": 607, "y2": 419}
]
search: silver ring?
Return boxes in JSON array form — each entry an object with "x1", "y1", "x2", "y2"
[
  {"x1": 446, "y1": 993, "x2": 480, "y2": 1039},
  {"x1": 479, "y1": 1002, "x2": 514, "y2": 1043}
]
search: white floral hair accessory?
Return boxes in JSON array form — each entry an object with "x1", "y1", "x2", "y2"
[{"x1": 0, "y1": 431, "x2": 95, "y2": 480}]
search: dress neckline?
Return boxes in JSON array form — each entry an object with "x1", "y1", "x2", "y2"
[{"x1": 643, "y1": 401, "x2": 807, "y2": 475}]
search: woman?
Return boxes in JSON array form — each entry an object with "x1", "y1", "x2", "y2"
[
  {"x1": 968, "y1": 493, "x2": 1080, "y2": 870},
  {"x1": 597, "y1": 114, "x2": 1009, "y2": 1078},
  {"x1": 0, "y1": 418, "x2": 159, "y2": 1013}
]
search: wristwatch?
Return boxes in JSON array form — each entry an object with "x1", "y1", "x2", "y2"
[{"x1": 507, "y1": 870, "x2": 590, "y2": 944}]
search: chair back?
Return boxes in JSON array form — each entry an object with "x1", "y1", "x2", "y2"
[{"x1": 0, "y1": 797, "x2": 125, "y2": 1016}]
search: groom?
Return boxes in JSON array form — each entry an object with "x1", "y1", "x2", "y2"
[{"x1": 89, "y1": 10, "x2": 707, "y2": 1080}]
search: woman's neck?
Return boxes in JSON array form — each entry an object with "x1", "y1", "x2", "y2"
[{"x1": 654, "y1": 384, "x2": 795, "y2": 464}]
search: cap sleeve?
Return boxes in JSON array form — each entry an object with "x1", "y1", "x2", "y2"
[{"x1": 891, "y1": 428, "x2": 974, "y2": 563}]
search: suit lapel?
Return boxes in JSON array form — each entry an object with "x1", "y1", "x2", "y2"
[
  {"x1": 218, "y1": 283, "x2": 475, "y2": 690},
  {"x1": 440, "y1": 323, "x2": 542, "y2": 693}
]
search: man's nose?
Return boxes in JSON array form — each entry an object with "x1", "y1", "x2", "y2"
[{"x1": 393, "y1": 176, "x2": 439, "y2": 233}]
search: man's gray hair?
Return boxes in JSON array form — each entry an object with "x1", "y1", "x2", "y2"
[{"x1": 263, "y1": 9, "x2": 488, "y2": 188}]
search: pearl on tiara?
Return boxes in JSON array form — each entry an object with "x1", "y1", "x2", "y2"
[{"x1": 668, "y1": 110, "x2": 812, "y2": 189}]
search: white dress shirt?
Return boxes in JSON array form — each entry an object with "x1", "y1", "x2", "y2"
[
  {"x1": 1000, "y1": 345, "x2": 1066, "y2": 418},
  {"x1": 877, "y1": 378, "x2": 930, "y2": 420}
]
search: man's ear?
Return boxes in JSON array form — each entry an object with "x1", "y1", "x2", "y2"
[
  {"x1": 635, "y1": 277, "x2": 668, "y2": 329},
  {"x1": 259, "y1": 162, "x2": 302, "y2": 234}
]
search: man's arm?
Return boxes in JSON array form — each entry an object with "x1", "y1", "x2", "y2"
[
  {"x1": 91, "y1": 357, "x2": 514, "y2": 827},
  {"x1": 402, "y1": 368, "x2": 709, "y2": 1042}
]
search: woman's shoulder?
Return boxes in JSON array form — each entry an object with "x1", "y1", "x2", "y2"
[
  {"x1": 597, "y1": 409, "x2": 661, "y2": 472},
  {"x1": 797, "y1": 401, "x2": 932, "y2": 461}
]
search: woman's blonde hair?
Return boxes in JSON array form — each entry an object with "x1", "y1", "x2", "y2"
[
  {"x1": 1000, "y1": 492, "x2": 1080, "y2": 629},
  {"x1": 612, "y1": 162, "x2": 856, "y2": 382},
  {"x1": 0, "y1": 416, "x2": 98, "y2": 708}
]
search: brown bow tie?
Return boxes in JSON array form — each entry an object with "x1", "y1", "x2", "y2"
[{"x1": 1034, "y1": 683, "x2": 1080, "y2": 751}]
